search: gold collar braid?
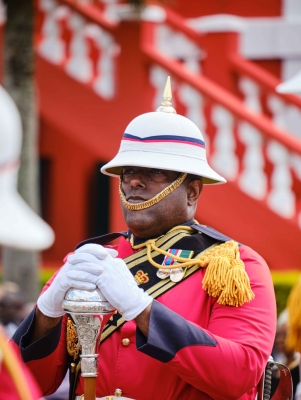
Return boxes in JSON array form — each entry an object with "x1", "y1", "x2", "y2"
[
  {"x1": 131, "y1": 226, "x2": 255, "y2": 307},
  {"x1": 119, "y1": 173, "x2": 187, "y2": 211}
]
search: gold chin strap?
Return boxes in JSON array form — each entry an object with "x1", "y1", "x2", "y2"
[
  {"x1": 119, "y1": 172, "x2": 187, "y2": 211},
  {"x1": 130, "y1": 225, "x2": 255, "y2": 307}
]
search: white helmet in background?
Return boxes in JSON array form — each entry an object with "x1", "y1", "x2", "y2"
[
  {"x1": 102, "y1": 77, "x2": 226, "y2": 185},
  {"x1": 0, "y1": 85, "x2": 55, "y2": 250}
]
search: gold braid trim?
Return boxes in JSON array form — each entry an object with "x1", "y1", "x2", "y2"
[
  {"x1": 286, "y1": 276, "x2": 301, "y2": 352},
  {"x1": 131, "y1": 228, "x2": 254, "y2": 307},
  {"x1": 67, "y1": 317, "x2": 80, "y2": 360},
  {"x1": 119, "y1": 173, "x2": 187, "y2": 210}
]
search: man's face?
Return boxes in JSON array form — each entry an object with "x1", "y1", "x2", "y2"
[{"x1": 121, "y1": 166, "x2": 198, "y2": 239}]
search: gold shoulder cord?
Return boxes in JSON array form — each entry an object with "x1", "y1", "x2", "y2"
[{"x1": 130, "y1": 225, "x2": 254, "y2": 307}]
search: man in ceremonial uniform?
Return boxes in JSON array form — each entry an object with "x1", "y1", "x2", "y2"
[{"x1": 12, "y1": 79, "x2": 276, "y2": 399}]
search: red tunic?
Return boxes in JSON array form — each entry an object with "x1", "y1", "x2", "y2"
[
  {"x1": 12, "y1": 236, "x2": 276, "y2": 400},
  {"x1": 1, "y1": 332, "x2": 42, "y2": 400}
]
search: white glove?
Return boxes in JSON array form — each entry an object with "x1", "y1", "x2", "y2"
[
  {"x1": 68, "y1": 244, "x2": 152, "y2": 321},
  {"x1": 37, "y1": 244, "x2": 117, "y2": 318}
]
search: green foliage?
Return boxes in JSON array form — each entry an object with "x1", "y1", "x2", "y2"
[
  {"x1": 271, "y1": 271, "x2": 301, "y2": 317},
  {"x1": 39, "y1": 268, "x2": 57, "y2": 289}
]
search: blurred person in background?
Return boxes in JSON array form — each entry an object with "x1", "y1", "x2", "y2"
[
  {"x1": 0, "y1": 281, "x2": 28, "y2": 337},
  {"x1": 272, "y1": 309, "x2": 300, "y2": 399},
  {"x1": 0, "y1": 84, "x2": 54, "y2": 399},
  {"x1": 12, "y1": 79, "x2": 277, "y2": 400},
  {"x1": 286, "y1": 278, "x2": 301, "y2": 400}
]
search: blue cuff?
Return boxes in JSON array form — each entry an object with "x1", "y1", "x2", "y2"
[
  {"x1": 136, "y1": 301, "x2": 217, "y2": 363},
  {"x1": 12, "y1": 307, "x2": 63, "y2": 362}
]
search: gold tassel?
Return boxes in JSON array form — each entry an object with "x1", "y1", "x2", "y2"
[
  {"x1": 202, "y1": 241, "x2": 255, "y2": 307},
  {"x1": 202, "y1": 255, "x2": 231, "y2": 298},
  {"x1": 286, "y1": 276, "x2": 301, "y2": 352},
  {"x1": 132, "y1": 227, "x2": 254, "y2": 307}
]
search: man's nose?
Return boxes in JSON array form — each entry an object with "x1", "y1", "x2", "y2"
[{"x1": 130, "y1": 171, "x2": 147, "y2": 188}]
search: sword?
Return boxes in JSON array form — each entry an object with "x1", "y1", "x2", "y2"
[
  {"x1": 258, "y1": 356, "x2": 293, "y2": 400},
  {"x1": 63, "y1": 288, "x2": 115, "y2": 400}
]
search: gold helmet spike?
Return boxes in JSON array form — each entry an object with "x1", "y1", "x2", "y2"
[{"x1": 156, "y1": 76, "x2": 177, "y2": 114}]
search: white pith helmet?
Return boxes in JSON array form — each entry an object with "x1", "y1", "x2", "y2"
[
  {"x1": 0, "y1": 85, "x2": 55, "y2": 250},
  {"x1": 101, "y1": 77, "x2": 226, "y2": 184}
]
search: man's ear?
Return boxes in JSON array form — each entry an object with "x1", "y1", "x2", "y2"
[{"x1": 187, "y1": 179, "x2": 203, "y2": 206}]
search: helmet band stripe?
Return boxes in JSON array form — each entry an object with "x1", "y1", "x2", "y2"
[{"x1": 122, "y1": 133, "x2": 205, "y2": 148}]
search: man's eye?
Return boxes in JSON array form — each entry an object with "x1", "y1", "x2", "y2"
[
  {"x1": 150, "y1": 169, "x2": 162, "y2": 174},
  {"x1": 123, "y1": 168, "x2": 133, "y2": 175}
]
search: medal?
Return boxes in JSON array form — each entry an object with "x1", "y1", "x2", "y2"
[
  {"x1": 157, "y1": 268, "x2": 170, "y2": 279},
  {"x1": 159, "y1": 249, "x2": 194, "y2": 282},
  {"x1": 170, "y1": 267, "x2": 185, "y2": 282}
]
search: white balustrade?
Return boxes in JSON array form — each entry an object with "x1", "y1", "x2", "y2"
[
  {"x1": 38, "y1": 0, "x2": 67, "y2": 64},
  {"x1": 38, "y1": 0, "x2": 119, "y2": 98},
  {"x1": 266, "y1": 140, "x2": 295, "y2": 218},
  {"x1": 290, "y1": 153, "x2": 301, "y2": 180},
  {"x1": 211, "y1": 105, "x2": 238, "y2": 180},
  {"x1": 284, "y1": 105, "x2": 301, "y2": 139},
  {"x1": 268, "y1": 95, "x2": 301, "y2": 139},
  {"x1": 177, "y1": 83, "x2": 209, "y2": 153},
  {"x1": 155, "y1": 24, "x2": 204, "y2": 74},
  {"x1": 267, "y1": 95, "x2": 287, "y2": 129},
  {"x1": 85, "y1": 24, "x2": 120, "y2": 99},
  {"x1": 238, "y1": 122, "x2": 267, "y2": 199},
  {"x1": 290, "y1": 153, "x2": 301, "y2": 228},
  {"x1": 65, "y1": 12, "x2": 93, "y2": 82},
  {"x1": 239, "y1": 77, "x2": 262, "y2": 113}
]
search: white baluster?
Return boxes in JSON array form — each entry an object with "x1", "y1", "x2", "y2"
[
  {"x1": 210, "y1": 106, "x2": 238, "y2": 180},
  {"x1": 267, "y1": 95, "x2": 287, "y2": 129},
  {"x1": 38, "y1": 0, "x2": 66, "y2": 64},
  {"x1": 150, "y1": 66, "x2": 171, "y2": 110},
  {"x1": 238, "y1": 122, "x2": 267, "y2": 199},
  {"x1": 155, "y1": 24, "x2": 203, "y2": 74},
  {"x1": 282, "y1": 104, "x2": 301, "y2": 139},
  {"x1": 290, "y1": 153, "x2": 301, "y2": 229},
  {"x1": 85, "y1": 24, "x2": 120, "y2": 99},
  {"x1": 290, "y1": 153, "x2": 301, "y2": 180},
  {"x1": 266, "y1": 140, "x2": 295, "y2": 218},
  {"x1": 177, "y1": 84, "x2": 209, "y2": 152},
  {"x1": 65, "y1": 12, "x2": 93, "y2": 83},
  {"x1": 239, "y1": 77, "x2": 262, "y2": 113},
  {"x1": 101, "y1": 0, "x2": 120, "y2": 22}
]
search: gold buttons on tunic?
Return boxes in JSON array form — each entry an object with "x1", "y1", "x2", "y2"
[
  {"x1": 114, "y1": 388, "x2": 123, "y2": 396},
  {"x1": 122, "y1": 338, "x2": 130, "y2": 347}
]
